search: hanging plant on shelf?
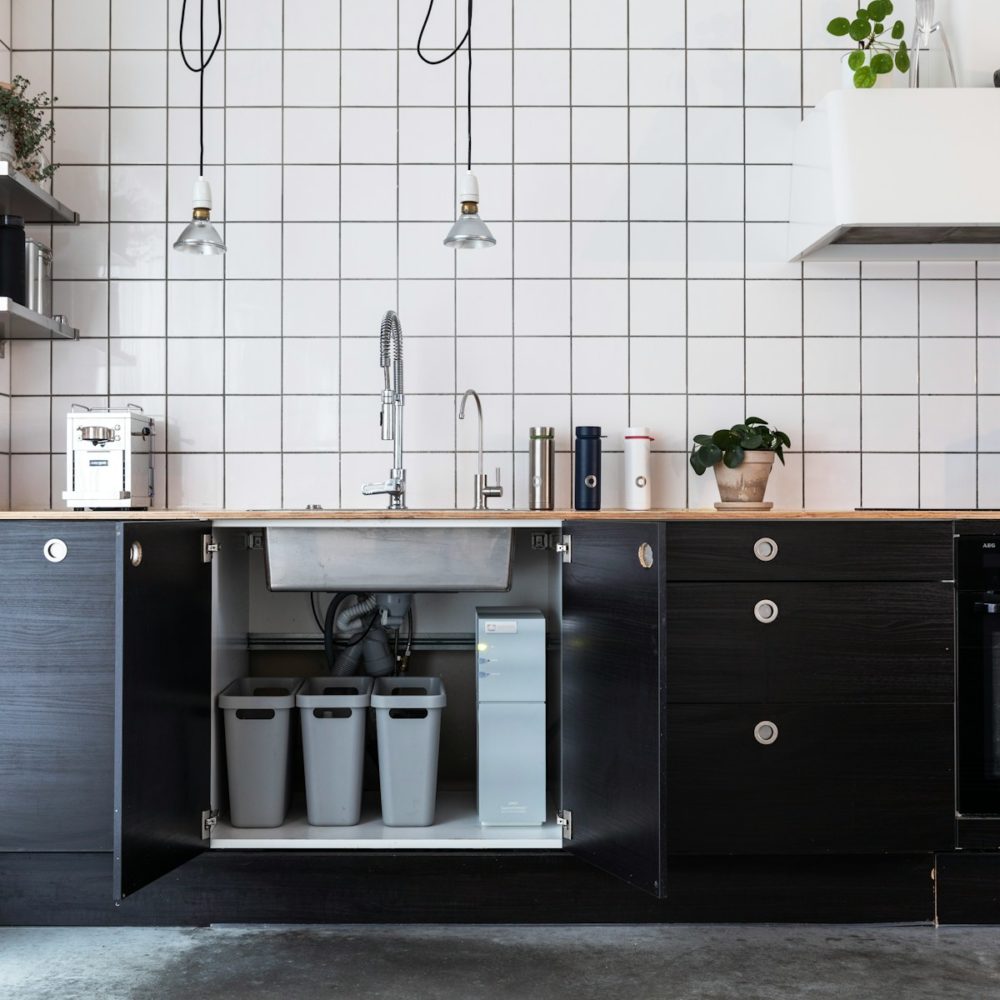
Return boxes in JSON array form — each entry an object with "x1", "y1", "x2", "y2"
[
  {"x1": 0, "y1": 75, "x2": 57, "y2": 182},
  {"x1": 828, "y1": 1, "x2": 910, "y2": 88}
]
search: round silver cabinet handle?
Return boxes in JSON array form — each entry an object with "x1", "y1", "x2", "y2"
[
  {"x1": 753, "y1": 536, "x2": 778, "y2": 562},
  {"x1": 129, "y1": 541, "x2": 143, "y2": 567},
  {"x1": 753, "y1": 598, "x2": 779, "y2": 624},
  {"x1": 42, "y1": 538, "x2": 67, "y2": 563},
  {"x1": 754, "y1": 720, "x2": 779, "y2": 746}
]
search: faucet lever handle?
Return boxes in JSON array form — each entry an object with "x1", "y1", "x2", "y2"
[{"x1": 495, "y1": 466, "x2": 501, "y2": 485}]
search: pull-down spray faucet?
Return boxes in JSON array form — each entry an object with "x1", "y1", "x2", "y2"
[{"x1": 362, "y1": 310, "x2": 406, "y2": 509}]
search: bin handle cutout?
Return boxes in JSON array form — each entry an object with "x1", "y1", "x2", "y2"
[
  {"x1": 235, "y1": 708, "x2": 275, "y2": 720},
  {"x1": 389, "y1": 708, "x2": 429, "y2": 720},
  {"x1": 251, "y1": 686, "x2": 292, "y2": 697},
  {"x1": 391, "y1": 687, "x2": 427, "y2": 696},
  {"x1": 314, "y1": 708, "x2": 352, "y2": 719},
  {"x1": 322, "y1": 686, "x2": 359, "y2": 696}
]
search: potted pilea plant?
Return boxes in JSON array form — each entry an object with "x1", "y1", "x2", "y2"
[
  {"x1": 828, "y1": 1, "x2": 910, "y2": 89},
  {"x1": 689, "y1": 417, "x2": 790, "y2": 510},
  {"x1": 0, "y1": 76, "x2": 57, "y2": 186}
]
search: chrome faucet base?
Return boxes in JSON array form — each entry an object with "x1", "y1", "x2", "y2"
[{"x1": 473, "y1": 472, "x2": 503, "y2": 511}]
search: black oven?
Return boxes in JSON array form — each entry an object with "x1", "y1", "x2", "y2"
[{"x1": 957, "y1": 527, "x2": 1000, "y2": 815}]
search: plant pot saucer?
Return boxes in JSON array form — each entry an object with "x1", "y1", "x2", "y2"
[{"x1": 714, "y1": 501, "x2": 774, "y2": 511}]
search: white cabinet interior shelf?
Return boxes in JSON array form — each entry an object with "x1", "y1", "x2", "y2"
[
  {"x1": 0, "y1": 161, "x2": 77, "y2": 225},
  {"x1": 210, "y1": 791, "x2": 565, "y2": 851},
  {"x1": 0, "y1": 298, "x2": 78, "y2": 341}
]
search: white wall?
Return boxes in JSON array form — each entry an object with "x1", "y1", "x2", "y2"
[{"x1": 6, "y1": 0, "x2": 998, "y2": 511}]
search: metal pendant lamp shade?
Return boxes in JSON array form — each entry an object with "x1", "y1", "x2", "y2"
[
  {"x1": 173, "y1": 177, "x2": 225, "y2": 255},
  {"x1": 444, "y1": 171, "x2": 496, "y2": 249}
]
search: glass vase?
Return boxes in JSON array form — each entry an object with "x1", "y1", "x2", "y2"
[{"x1": 910, "y1": 0, "x2": 959, "y2": 87}]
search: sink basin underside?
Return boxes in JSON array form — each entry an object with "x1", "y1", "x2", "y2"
[{"x1": 264, "y1": 526, "x2": 514, "y2": 592}]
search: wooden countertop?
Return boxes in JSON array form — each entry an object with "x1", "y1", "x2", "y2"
[{"x1": 0, "y1": 508, "x2": 996, "y2": 521}]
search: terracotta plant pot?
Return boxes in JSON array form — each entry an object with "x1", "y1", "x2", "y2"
[{"x1": 713, "y1": 451, "x2": 775, "y2": 505}]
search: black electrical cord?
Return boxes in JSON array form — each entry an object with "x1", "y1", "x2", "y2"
[
  {"x1": 309, "y1": 592, "x2": 324, "y2": 632},
  {"x1": 417, "y1": 0, "x2": 474, "y2": 172},
  {"x1": 178, "y1": 0, "x2": 223, "y2": 176}
]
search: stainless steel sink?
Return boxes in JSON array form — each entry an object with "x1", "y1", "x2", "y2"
[{"x1": 264, "y1": 526, "x2": 513, "y2": 592}]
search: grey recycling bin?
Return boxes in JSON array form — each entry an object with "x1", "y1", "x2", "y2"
[
  {"x1": 218, "y1": 677, "x2": 303, "y2": 828},
  {"x1": 372, "y1": 676, "x2": 447, "y2": 827},
  {"x1": 297, "y1": 677, "x2": 373, "y2": 826}
]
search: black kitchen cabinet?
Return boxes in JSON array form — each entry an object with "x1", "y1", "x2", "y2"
[
  {"x1": 0, "y1": 520, "x2": 211, "y2": 893},
  {"x1": 663, "y1": 521, "x2": 954, "y2": 582},
  {"x1": 666, "y1": 582, "x2": 953, "y2": 703},
  {"x1": 114, "y1": 522, "x2": 212, "y2": 901},
  {"x1": 663, "y1": 520, "x2": 956, "y2": 858},
  {"x1": 667, "y1": 703, "x2": 954, "y2": 854},
  {"x1": 0, "y1": 522, "x2": 117, "y2": 851},
  {"x1": 0, "y1": 516, "x2": 963, "y2": 922},
  {"x1": 561, "y1": 520, "x2": 666, "y2": 897}
]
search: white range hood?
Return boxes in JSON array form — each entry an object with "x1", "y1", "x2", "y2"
[{"x1": 788, "y1": 89, "x2": 1000, "y2": 262}]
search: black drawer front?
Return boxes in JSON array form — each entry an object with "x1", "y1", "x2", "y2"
[
  {"x1": 666, "y1": 582, "x2": 954, "y2": 703},
  {"x1": 664, "y1": 522, "x2": 954, "y2": 582},
  {"x1": 667, "y1": 703, "x2": 955, "y2": 855},
  {"x1": 0, "y1": 523, "x2": 117, "y2": 851}
]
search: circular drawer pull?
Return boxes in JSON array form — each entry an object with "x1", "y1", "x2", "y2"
[
  {"x1": 753, "y1": 536, "x2": 778, "y2": 562},
  {"x1": 43, "y1": 538, "x2": 67, "y2": 563},
  {"x1": 754, "y1": 720, "x2": 779, "y2": 746},
  {"x1": 129, "y1": 541, "x2": 143, "y2": 567},
  {"x1": 753, "y1": 598, "x2": 779, "y2": 624},
  {"x1": 637, "y1": 542, "x2": 654, "y2": 569}
]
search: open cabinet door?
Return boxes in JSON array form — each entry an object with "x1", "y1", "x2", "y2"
[
  {"x1": 114, "y1": 522, "x2": 213, "y2": 902},
  {"x1": 561, "y1": 520, "x2": 666, "y2": 898}
]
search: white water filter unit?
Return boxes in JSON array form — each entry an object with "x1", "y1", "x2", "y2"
[{"x1": 624, "y1": 427, "x2": 653, "y2": 511}]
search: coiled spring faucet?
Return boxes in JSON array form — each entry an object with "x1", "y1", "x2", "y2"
[{"x1": 362, "y1": 310, "x2": 406, "y2": 509}]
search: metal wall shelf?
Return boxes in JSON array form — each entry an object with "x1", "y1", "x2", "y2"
[
  {"x1": 0, "y1": 298, "x2": 78, "y2": 343},
  {"x1": 0, "y1": 162, "x2": 78, "y2": 225}
]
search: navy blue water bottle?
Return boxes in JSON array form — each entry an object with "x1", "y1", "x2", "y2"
[{"x1": 574, "y1": 426, "x2": 603, "y2": 511}]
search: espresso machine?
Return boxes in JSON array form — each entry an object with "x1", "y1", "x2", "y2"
[{"x1": 62, "y1": 406, "x2": 154, "y2": 510}]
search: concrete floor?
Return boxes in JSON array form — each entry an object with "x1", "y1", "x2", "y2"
[{"x1": 1, "y1": 924, "x2": 999, "y2": 1000}]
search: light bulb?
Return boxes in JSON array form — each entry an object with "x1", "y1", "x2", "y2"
[
  {"x1": 173, "y1": 176, "x2": 226, "y2": 255},
  {"x1": 444, "y1": 171, "x2": 496, "y2": 249}
]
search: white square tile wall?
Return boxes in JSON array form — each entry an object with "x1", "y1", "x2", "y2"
[{"x1": 3, "y1": 0, "x2": 995, "y2": 510}]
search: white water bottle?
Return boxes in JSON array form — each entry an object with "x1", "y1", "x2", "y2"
[{"x1": 624, "y1": 427, "x2": 653, "y2": 511}]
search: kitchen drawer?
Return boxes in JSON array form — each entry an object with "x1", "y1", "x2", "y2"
[
  {"x1": 667, "y1": 703, "x2": 954, "y2": 855},
  {"x1": 663, "y1": 522, "x2": 954, "y2": 582},
  {"x1": 666, "y1": 582, "x2": 954, "y2": 703}
]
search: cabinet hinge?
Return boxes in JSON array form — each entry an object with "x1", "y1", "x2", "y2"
[
  {"x1": 557, "y1": 809, "x2": 573, "y2": 840},
  {"x1": 202, "y1": 534, "x2": 221, "y2": 563},
  {"x1": 555, "y1": 535, "x2": 572, "y2": 563},
  {"x1": 201, "y1": 808, "x2": 219, "y2": 840}
]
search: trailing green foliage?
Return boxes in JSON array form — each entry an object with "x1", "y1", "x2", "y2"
[
  {"x1": 689, "y1": 417, "x2": 791, "y2": 477},
  {"x1": 0, "y1": 76, "x2": 58, "y2": 181},
  {"x1": 827, "y1": 1, "x2": 909, "y2": 88}
]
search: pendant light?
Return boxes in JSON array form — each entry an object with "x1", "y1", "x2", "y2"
[
  {"x1": 174, "y1": 0, "x2": 225, "y2": 255},
  {"x1": 418, "y1": 0, "x2": 495, "y2": 249}
]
